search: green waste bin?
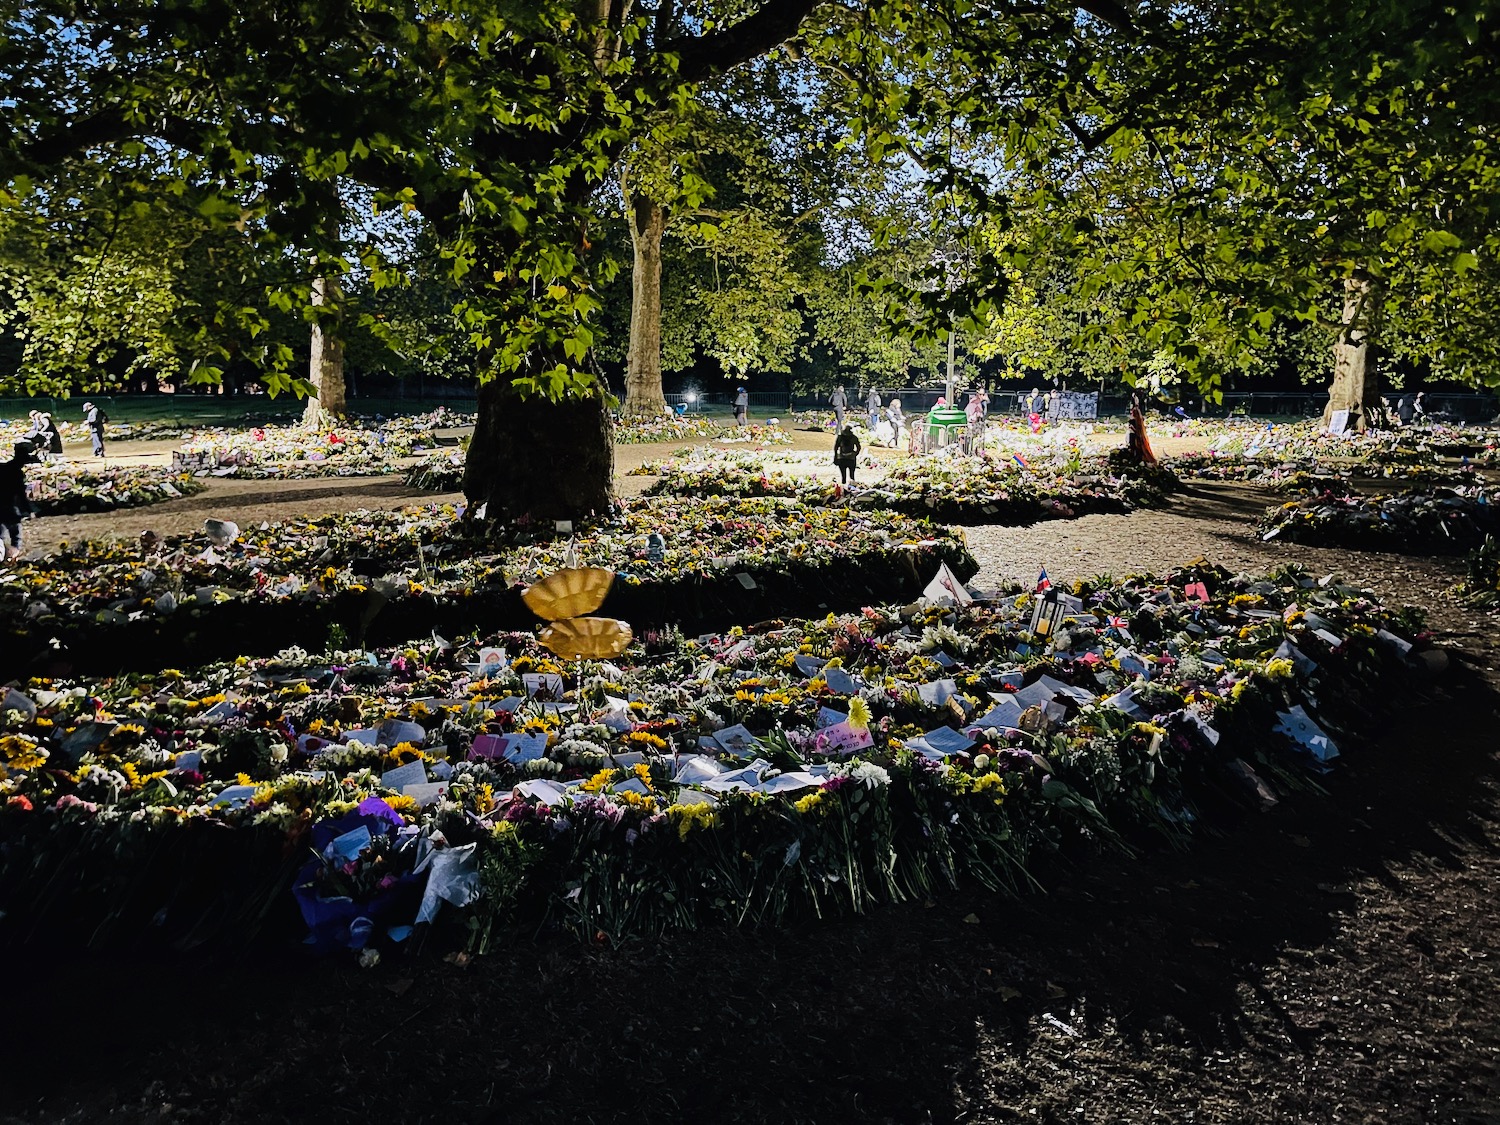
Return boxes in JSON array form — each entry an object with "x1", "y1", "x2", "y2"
[{"x1": 924, "y1": 407, "x2": 969, "y2": 451}]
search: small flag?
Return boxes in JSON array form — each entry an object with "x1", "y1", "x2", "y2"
[
  {"x1": 1035, "y1": 568, "x2": 1052, "y2": 593},
  {"x1": 1013, "y1": 453, "x2": 1031, "y2": 470},
  {"x1": 1106, "y1": 614, "x2": 1128, "y2": 630}
]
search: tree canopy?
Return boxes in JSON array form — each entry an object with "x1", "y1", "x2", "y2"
[{"x1": 3, "y1": 0, "x2": 1496, "y2": 510}]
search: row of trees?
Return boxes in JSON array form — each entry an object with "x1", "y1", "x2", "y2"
[{"x1": 2, "y1": 0, "x2": 1496, "y2": 515}]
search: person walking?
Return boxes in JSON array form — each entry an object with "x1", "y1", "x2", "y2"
[
  {"x1": 885, "y1": 398, "x2": 905, "y2": 449},
  {"x1": 833, "y1": 424, "x2": 862, "y2": 485},
  {"x1": 866, "y1": 387, "x2": 881, "y2": 432},
  {"x1": 0, "y1": 440, "x2": 37, "y2": 561},
  {"x1": 1412, "y1": 392, "x2": 1427, "y2": 426},
  {"x1": 1397, "y1": 395, "x2": 1414, "y2": 426},
  {"x1": 83, "y1": 401, "x2": 108, "y2": 457},
  {"x1": 733, "y1": 386, "x2": 749, "y2": 427},
  {"x1": 829, "y1": 385, "x2": 848, "y2": 432}
]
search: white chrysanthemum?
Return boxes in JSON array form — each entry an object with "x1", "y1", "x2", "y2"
[{"x1": 836, "y1": 760, "x2": 891, "y2": 789}]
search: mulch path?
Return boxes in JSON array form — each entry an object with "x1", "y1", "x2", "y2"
[{"x1": 4, "y1": 438, "x2": 1500, "y2": 1125}]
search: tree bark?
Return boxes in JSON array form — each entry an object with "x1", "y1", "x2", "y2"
[
  {"x1": 464, "y1": 376, "x2": 616, "y2": 522},
  {"x1": 304, "y1": 274, "x2": 347, "y2": 425},
  {"x1": 1323, "y1": 275, "x2": 1383, "y2": 432},
  {"x1": 623, "y1": 191, "x2": 670, "y2": 417}
]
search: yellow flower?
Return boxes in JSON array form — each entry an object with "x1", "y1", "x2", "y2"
[
  {"x1": 618, "y1": 790, "x2": 657, "y2": 812},
  {"x1": 580, "y1": 767, "x2": 618, "y2": 793},
  {"x1": 623, "y1": 731, "x2": 667, "y2": 752},
  {"x1": 847, "y1": 696, "x2": 872, "y2": 731},
  {"x1": 666, "y1": 802, "x2": 719, "y2": 838},
  {"x1": 972, "y1": 772, "x2": 1007, "y2": 804},
  {"x1": 794, "y1": 790, "x2": 824, "y2": 815},
  {"x1": 632, "y1": 762, "x2": 656, "y2": 791},
  {"x1": 1264, "y1": 658, "x2": 1295, "y2": 680},
  {"x1": 384, "y1": 794, "x2": 419, "y2": 815}
]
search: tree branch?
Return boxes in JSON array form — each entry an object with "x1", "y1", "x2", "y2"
[{"x1": 666, "y1": 0, "x2": 821, "y2": 85}]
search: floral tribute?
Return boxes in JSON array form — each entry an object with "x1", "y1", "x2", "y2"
[
  {"x1": 25, "y1": 463, "x2": 206, "y2": 515},
  {"x1": 623, "y1": 446, "x2": 1175, "y2": 525},
  {"x1": 1459, "y1": 535, "x2": 1500, "y2": 607},
  {"x1": 0, "y1": 498, "x2": 975, "y2": 675},
  {"x1": 1258, "y1": 486, "x2": 1500, "y2": 554},
  {"x1": 171, "y1": 410, "x2": 468, "y2": 480},
  {"x1": 0, "y1": 561, "x2": 1423, "y2": 954},
  {"x1": 612, "y1": 415, "x2": 792, "y2": 446}
]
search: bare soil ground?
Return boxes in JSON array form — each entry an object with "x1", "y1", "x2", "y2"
[{"x1": 5, "y1": 425, "x2": 1500, "y2": 1125}]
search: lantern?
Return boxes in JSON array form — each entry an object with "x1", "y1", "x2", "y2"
[{"x1": 1028, "y1": 587, "x2": 1067, "y2": 638}]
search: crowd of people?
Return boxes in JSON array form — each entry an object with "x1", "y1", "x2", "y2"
[{"x1": 825, "y1": 384, "x2": 1004, "y2": 484}]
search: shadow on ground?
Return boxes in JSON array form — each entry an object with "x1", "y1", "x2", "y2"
[{"x1": 4, "y1": 664, "x2": 1498, "y2": 1125}]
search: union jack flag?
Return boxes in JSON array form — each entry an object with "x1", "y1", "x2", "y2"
[
  {"x1": 1106, "y1": 614, "x2": 1129, "y2": 630},
  {"x1": 1035, "y1": 568, "x2": 1052, "y2": 593}
]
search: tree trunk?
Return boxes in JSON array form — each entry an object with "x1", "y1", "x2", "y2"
[
  {"x1": 304, "y1": 274, "x2": 347, "y2": 425},
  {"x1": 622, "y1": 192, "x2": 670, "y2": 418},
  {"x1": 464, "y1": 376, "x2": 616, "y2": 523},
  {"x1": 1323, "y1": 276, "x2": 1383, "y2": 432}
]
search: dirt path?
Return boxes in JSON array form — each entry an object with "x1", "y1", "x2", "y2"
[{"x1": 25, "y1": 420, "x2": 1148, "y2": 548}]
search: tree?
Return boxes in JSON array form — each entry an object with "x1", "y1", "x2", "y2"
[
  {"x1": 7, "y1": 0, "x2": 1494, "y2": 515},
  {"x1": 613, "y1": 58, "x2": 849, "y2": 414},
  {"x1": 6, "y1": 0, "x2": 1144, "y2": 517},
  {"x1": 0, "y1": 166, "x2": 301, "y2": 395},
  {"x1": 986, "y1": 0, "x2": 1500, "y2": 425}
]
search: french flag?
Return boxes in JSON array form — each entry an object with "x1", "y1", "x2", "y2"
[{"x1": 1035, "y1": 568, "x2": 1052, "y2": 593}]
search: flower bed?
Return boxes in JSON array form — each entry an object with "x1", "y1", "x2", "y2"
[
  {"x1": 0, "y1": 562, "x2": 1424, "y2": 951},
  {"x1": 612, "y1": 416, "x2": 792, "y2": 446},
  {"x1": 1259, "y1": 488, "x2": 1500, "y2": 553},
  {"x1": 1171, "y1": 452, "x2": 1482, "y2": 492},
  {"x1": 859, "y1": 453, "x2": 1178, "y2": 524},
  {"x1": 404, "y1": 451, "x2": 465, "y2": 493},
  {"x1": 25, "y1": 463, "x2": 206, "y2": 515},
  {"x1": 632, "y1": 449, "x2": 1176, "y2": 524},
  {"x1": 172, "y1": 410, "x2": 471, "y2": 480},
  {"x1": 0, "y1": 498, "x2": 975, "y2": 677}
]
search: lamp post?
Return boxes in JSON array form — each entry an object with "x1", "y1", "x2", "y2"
[{"x1": 946, "y1": 318, "x2": 956, "y2": 406}]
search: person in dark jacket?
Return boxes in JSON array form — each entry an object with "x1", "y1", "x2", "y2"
[
  {"x1": 733, "y1": 387, "x2": 749, "y2": 427},
  {"x1": 35, "y1": 412, "x2": 63, "y2": 458},
  {"x1": 833, "y1": 425, "x2": 862, "y2": 485},
  {"x1": 829, "y1": 385, "x2": 848, "y2": 431},
  {"x1": 83, "y1": 401, "x2": 108, "y2": 457},
  {"x1": 0, "y1": 440, "x2": 38, "y2": 560}
]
